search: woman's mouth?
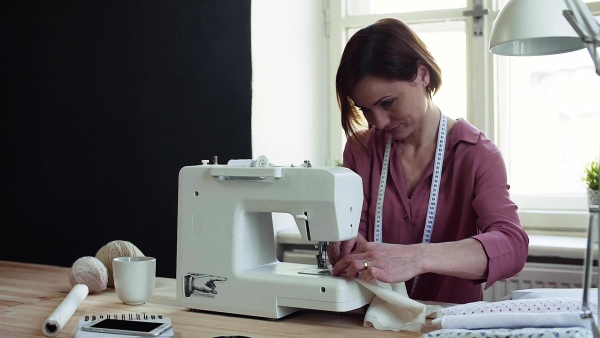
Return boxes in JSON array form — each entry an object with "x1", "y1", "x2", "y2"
[{"x1": 384, "y1": 125, "x2": 401, "y2": 134}]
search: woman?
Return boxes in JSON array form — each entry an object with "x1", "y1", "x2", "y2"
[{"x1": 328, "y1": 18, "x2": 528, "y2": 304}]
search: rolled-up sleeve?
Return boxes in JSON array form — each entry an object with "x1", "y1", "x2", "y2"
[{"x1": 471, "y1": 144, "x2": 529, "y2": 288}]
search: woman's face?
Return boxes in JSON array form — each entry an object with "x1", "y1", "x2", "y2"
[{"x1": 350, "y1": 66, "x2": 431, "y2": 141}]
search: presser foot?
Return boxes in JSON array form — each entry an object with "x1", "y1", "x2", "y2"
[{"x1": 315, "y1": 241, "x2": 329, "y2": 269}]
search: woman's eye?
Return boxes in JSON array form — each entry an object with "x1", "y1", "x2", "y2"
[{"x1": 381, "y1": 100, "x2": 394, "y2": 108}]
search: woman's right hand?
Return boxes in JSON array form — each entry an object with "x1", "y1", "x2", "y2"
[{"x1": 327, "y1": 233, "x2": 366, "y2": 267}]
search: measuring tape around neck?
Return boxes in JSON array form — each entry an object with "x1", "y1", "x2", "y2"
[
  {"x1": 373, "y1": 135, "x2": 393, "y2": 244},
  {"x1": 372, "y1": 113, "x2": 447, "y2": 294}
]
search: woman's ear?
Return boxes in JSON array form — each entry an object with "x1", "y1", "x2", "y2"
[{"x1": 417, "y1": 63, "x2": 430, "y2": 87}]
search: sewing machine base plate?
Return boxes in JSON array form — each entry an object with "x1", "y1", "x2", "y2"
[{"x1": 297, "y1": 268, "x2": 331, "y2": 276}]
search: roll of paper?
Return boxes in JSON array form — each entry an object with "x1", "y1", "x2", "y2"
[{"x1": 42, "y1": 284, "x2": 89, "y2": 336}]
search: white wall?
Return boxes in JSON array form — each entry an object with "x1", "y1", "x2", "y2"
[{"x1": 251, "y1": 0, "x2": 331, "y2": 166}]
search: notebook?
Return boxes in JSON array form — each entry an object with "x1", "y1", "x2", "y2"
[{"x1": 74, "y1": 313, "x2": 173, "y2": 338}]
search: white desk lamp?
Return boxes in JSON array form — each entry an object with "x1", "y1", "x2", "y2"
[
  {"x1": 490, "y1": 0, "x2": 600, "y2": 334},
  {"x1": 490, "y1": 0, "x2": 599, "y2": 71}
]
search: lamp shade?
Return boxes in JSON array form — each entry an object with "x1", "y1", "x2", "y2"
[{"x1": 489, "y1": 0, "x2": 585, "y2": 56}]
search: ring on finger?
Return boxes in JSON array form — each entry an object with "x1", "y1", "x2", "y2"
[{"x1": 363, "y1": 259, "x2": 369, "y2": 270}]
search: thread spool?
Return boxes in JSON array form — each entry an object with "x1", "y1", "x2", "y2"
[
  {"x1": 254, "y1": 155, "x2": 269, "y2": 167},
  {"x1": 95, "y1": 240, "x2": 144, "y2": 287},
  {"x1": 68, "y1": 256, "x2": 108, "y2": 294}
]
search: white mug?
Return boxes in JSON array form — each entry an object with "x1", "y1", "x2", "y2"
[{"x1": 112, "y1": 256, "x2": 156, "y2": 305}]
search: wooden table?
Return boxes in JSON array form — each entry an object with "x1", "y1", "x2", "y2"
[{"x1": 0, "y1": 260, "x2": 437, "y2": 337}]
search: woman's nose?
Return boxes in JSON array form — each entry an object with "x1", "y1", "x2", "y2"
[{"x1": 369, "y1": 111, "x2": 390, "y2": 130}]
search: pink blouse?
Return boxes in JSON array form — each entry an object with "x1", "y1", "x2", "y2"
[{"x1": 343, "y1": 119, "x2": 529, "y2": 304}]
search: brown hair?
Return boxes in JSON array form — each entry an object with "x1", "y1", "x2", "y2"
[{"x1": 336, "y1": 18, "x2": 442, "y2": 145}]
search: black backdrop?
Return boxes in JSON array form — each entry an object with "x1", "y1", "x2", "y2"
[{"x1": 2, "y1": 1, "x2": 252, "y2": 278}]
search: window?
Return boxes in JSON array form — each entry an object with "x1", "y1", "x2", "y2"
[
  {"x1": 345, "y1": 20, "x2": 467, "y2": 122},
  {"x1": 495, "y1": 2, "x2": 600, "y2": 232},
  {"x1": 345, "y1": 0, "x2": 466, "y2": 15},
  {"x1": 328, "y1": 0, "x2": 600, "y2": 232}
]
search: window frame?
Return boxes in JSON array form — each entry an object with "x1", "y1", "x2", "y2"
[{"x1": 327, "y1": 0, "x2": 600, "y2": 234}]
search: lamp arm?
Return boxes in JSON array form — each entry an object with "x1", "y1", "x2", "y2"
[
  {"x1": 564, "y1": 10, "x2": 593, "y2": 41},
  {"x1": 565, "y1": 0, "x2": 600, "y2": 36},
  {"x1": 563, "y1": 8, "x2": 600, "y2": 76},
  {"x1": 595, "y1": 32, "x2": 600, "y2": 76},
  {"x1": 583, "y1": 32, "x2": 599, "y2": 76},
  {"x1": 589, "y1": 41, "x2": 599, "y2": 76}
]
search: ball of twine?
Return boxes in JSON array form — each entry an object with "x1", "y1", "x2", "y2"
[
  {"x1": 95, "y1": 240, "x2": 144, "y2": 287},
  {"x1": 69, "y1": 256, "x2": 108, "y2": 293}
]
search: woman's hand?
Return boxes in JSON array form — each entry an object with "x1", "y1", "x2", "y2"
[
  {"x1": 330, "y1": 240, "x2": 425, "y2": 283},
  {"x1": 329, "y1": 237, "x2": 488, "y2": 283},
  {"x1": 327, "y1": 233, "x2": 367, "y2": 267}
]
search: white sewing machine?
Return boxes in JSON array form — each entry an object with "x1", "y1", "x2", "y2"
[{"x1": 176, "y1": 158, "x2": 374, "y2": 319}]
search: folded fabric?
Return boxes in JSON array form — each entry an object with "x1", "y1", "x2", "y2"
[
  {"x1": 432, "y1": 312, "x2": 596, "y2": 330},
  {"x1": 423, "y1": 327, "x2": 593, "y2": 338},
  {"x1": 511, "y1": 288, "x2": 598, "y2": 301},
  {"x1": 354, "y1": 279, "x2": 442, "y2": 332},
  {"x1": 437, "y1": 297, "x2": 597, "y2": 317}
]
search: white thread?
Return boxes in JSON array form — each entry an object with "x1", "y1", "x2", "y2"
[{"x1": 254, "y1": 155, "x2": 270, "y2": 167}]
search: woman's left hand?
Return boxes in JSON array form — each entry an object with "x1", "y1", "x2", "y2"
[{"x1": 330, "y1": 241, "x2": 426, "y2": 284}]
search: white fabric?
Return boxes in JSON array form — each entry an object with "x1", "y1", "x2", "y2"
[
  {"x1": 424, "y1": 327, "x2": 593, "y2": 338},
  {"x1": 437, "y1": 297, "x2": 597, "y2": 317},
  {"x1": 432, "y1": 312, "x2": 595, "y2": 330},
  {"x1": 433, "y1": 296, "x2": 599, "y2": 331},
  {"x1": 511, "y1": 288, "x2": 598, "y2": 302},
  {"x1": 354, "y1": 279, "x2": 442, "y2": 332}
]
